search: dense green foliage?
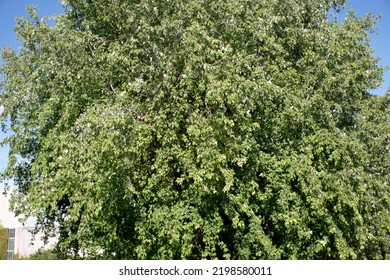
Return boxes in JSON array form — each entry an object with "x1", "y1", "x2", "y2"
[
  {"x1": 0, "y1": 225, "x2": 8, "y2": 260},
  {"x1": 0, "y1": 0, "x2": 389, "y2": 259}
]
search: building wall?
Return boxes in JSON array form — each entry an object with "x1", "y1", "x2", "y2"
[
  {"x1": 14, "y1": 227, "x2": 57, "y2": 258},
  {"x1": 1, "y1": 192, "x2": 57, "y2": 259},
  {"x1": 0, "y1": 192, "x2": 24, "y2": 229}
]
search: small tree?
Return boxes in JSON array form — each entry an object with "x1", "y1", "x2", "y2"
[
  {"x1": 1, "y1": 0, "x2": 389, "y2": 259},
  {"x1": 0, "y1": 225, "x2": 8, "y2": 260}
]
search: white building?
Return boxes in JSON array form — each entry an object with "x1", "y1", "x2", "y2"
[{"x1": 0, "y1": 191, "x2": 57, "y2": 259}]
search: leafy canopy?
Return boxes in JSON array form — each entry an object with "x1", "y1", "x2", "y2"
[{"x1": 0, "y1": 0, "x2": 389, "y2": 259}]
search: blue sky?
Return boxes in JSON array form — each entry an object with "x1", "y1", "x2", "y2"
[{"x1": 0, "y1": 0, "x2": 389, "y2": 172}]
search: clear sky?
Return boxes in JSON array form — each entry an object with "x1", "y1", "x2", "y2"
[{"x1": 0, "y1": 0, "x2": 389, "y2": 172}]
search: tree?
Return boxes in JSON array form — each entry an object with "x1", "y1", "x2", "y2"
[
  {"x1": 0, "y1": 225, "x2": 8, "y2": 260},
  {"x1": 0, "y1": 0, "x2": 389, "y2": 259}
]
